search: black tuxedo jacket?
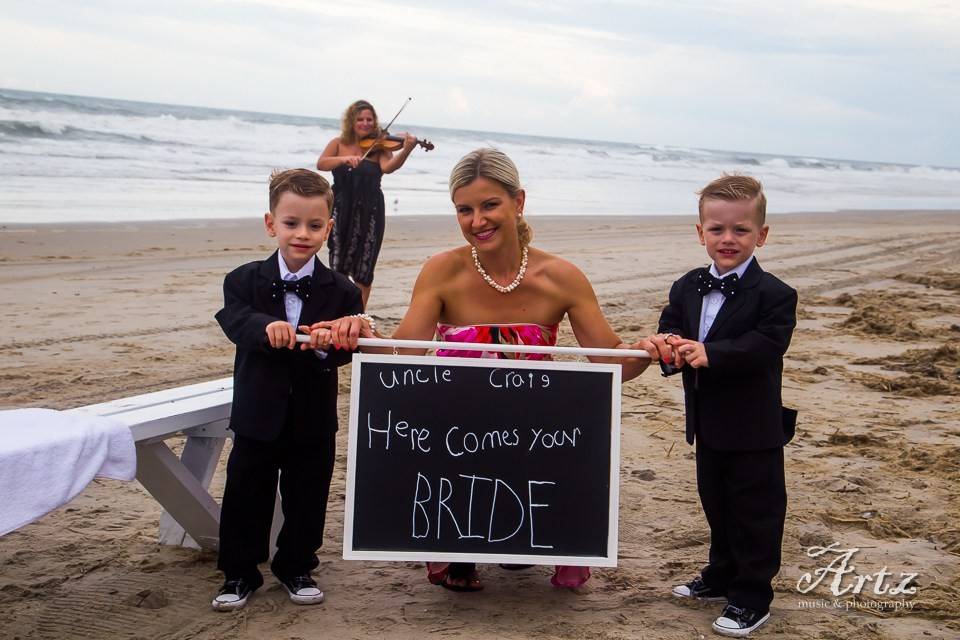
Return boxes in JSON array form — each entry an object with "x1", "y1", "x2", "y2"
[
  {"x1": 658, "y1": 259, "x2": 798, "y2": 451},
  {"x1": 215, "y1": 252, "x2": 362, "y2": 442}
]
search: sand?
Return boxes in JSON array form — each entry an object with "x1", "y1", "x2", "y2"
[{"x1": 1, "y1": 211, "x2": 958, "y2": 640}]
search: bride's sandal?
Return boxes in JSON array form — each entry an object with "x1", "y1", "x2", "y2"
[
  {"x1": 426, "y1": 562, "x2": 449, "y2": 586},
  {"x1": 551, "y1": 566, "x2": 591, "y2": 588},
  {"x1": 441, "y1": 563, "x2": 483, "y2": 592}
]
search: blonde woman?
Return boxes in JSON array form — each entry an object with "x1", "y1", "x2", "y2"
[{"x1": 318, "y1": 148, "x2": 651, "y2": 591}]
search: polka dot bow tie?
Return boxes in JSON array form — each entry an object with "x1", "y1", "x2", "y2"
[
  {"x1": 271, "y1": 275, "x2": 312, "y2": 301},
  {"x1": 696, "y1": 269, "x2": 739, "y2": 298}
]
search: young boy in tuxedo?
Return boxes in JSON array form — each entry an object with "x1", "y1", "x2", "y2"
[
  {"x1": 211, "y1": 168, "x2": 364, "y2": 611},
  {"x1": 644, "y1": 175, "x2": 797, "y2": 637}
]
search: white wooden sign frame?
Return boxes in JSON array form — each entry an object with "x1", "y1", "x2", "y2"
[{"x1": 343, "y1": 353, "x2": 622, "y2": 567}]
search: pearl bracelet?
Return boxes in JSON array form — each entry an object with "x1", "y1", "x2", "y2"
[{"x1": 351, "y1": 313, "x2": 376, "y2": 334}]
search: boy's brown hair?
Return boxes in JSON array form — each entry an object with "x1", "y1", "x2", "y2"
[
  {"x1": 698, "y1": 174, "x2": 767, "y2": 224},
  {"x1": 268, "y1": 168, "x2": 333, "y2": 213}
]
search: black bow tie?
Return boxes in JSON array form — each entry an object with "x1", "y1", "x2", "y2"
[
  {"x1": 696, "y1": 269, "x2": 739, "y2": 299},
  {"x1": 271, "y1": 275, "x2": 312, "y2": 301}
]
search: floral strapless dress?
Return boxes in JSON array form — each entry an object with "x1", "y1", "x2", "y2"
[
  {"x1": 427, "y1": 322, "x2": 591, "y2": 589},
  {"x1": 435, "y1": 322, "x2": 558, "y2": 359}
]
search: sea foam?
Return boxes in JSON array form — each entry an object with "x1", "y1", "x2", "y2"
[{"x1": 1, "y1": 88, "x2": 958, "y2": 223}]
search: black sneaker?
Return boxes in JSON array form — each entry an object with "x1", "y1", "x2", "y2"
[
  {"x1": 279, "y1": 574, "x2": 325, "y2": 605},
  {"x1": 712, "y1": 604, "x2": 770, "y2": 637},
  {"x1": 211, "y1": 578, "x2": 257, "y2": 611},
  {"x1": 671, "y1": 576, "x2": 727, "y2": 602}
]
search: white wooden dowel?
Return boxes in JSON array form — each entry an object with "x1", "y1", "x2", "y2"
[{"x1": 295, "y1": 335, "x2": 649, "y2": 359}]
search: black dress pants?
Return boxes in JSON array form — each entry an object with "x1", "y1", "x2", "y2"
[
  {"x1": 696, "y1": 443, "x2": 786, "y2": 612},
  {"x1": 217, "y1": 424, "x2": 336, "y2": 584}
]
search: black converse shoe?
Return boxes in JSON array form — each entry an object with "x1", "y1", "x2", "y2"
[
  {"x1": 671, "y1": 576, "x2": 727, "y2": 602},
  {"x1": 711, "y1": 604, "x2": 770, "y2": 637},
  {"x1": 211, "y1": 578, "x2": 257, "y2": 611},
  {"x1": 280, "y1": 574, "x2": 325, "y2": 605}
]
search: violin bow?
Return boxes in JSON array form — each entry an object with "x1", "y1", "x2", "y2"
[{"x1": 357, "y1": 97, "x2": 412, "y2": 165}]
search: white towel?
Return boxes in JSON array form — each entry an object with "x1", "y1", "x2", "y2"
[{"x1": 0, "y1": 408, "x2": 136, "y2": 536}]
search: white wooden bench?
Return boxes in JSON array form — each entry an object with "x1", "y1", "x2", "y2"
[{"x1": 68, "y1": 378, "x2": 281, "y2": 551}]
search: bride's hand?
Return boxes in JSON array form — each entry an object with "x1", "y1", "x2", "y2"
[{"x1": 308, "y1": 316, "x2": 372, "y2": 350}]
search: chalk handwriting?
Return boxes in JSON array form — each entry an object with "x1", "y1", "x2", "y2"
[
  {"x1": 528, "y1": 427, "x2": 581, "y2": 452},
  {"x1": 379, "y1": 366, "x2": 453, "y2": 389},
  {"x1": 445, "y1": 426, "x2": 521, "y2": 457},
  {"x1": 411, "y1": 473, "x2": 554, "y2": 549},
  {"x1": 528, "y1": 480, "x2": 556, "y2": 549},
  {"x1": 489, "y1": 369, "x2": 550, "y2": 390},
  {"x1": 367, "y1": 410, "x2": 431, "y2": 452}
]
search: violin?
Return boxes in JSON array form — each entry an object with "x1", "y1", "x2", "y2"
[{"x1": 359, "y1": 133, "x2": 434, "y2": 153}]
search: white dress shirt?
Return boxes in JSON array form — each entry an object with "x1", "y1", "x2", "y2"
[
  {"x1": 698, "y1": 255, "x2": 754, "y2": 341},
  {"x1": 277, "y1": 254, "x2": 329, "y2": 359},
  {"x1": 278, "y1": 253, "x2": 314, "y2": 327}
]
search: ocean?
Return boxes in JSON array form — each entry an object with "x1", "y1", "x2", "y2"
[{"x1": 1, "y1": 88, "x2": 958, "y2": 224}]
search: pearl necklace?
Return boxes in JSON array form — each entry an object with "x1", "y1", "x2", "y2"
[{"x1": 471, "y1": 245, "x2": 528, "y2": 293}]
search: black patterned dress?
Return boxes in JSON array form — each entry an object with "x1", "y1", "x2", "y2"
[{"x1": 328, "y1": 160, "x2": 385, "y2": 286}]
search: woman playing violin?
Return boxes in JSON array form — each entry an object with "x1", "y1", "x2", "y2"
[{"x1": 317, "y1": 100, "x2": 418, "y2": 308}]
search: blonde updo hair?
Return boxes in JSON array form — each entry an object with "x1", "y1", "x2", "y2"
[{"x1": 449, "y1": 148, "x2": 533, "y2": 248}]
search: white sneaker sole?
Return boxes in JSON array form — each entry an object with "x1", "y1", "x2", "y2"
[
  {"x1": 284, "y1": 586, "x2": 325, "y2": 605},
  {"x1": 711, "y1": 612, "x2": 770, "y2": 637},
  {"x1": 211, "y1": 593, "x2": 250, "y2": 612},
  {"x1": 671, "y1": 586, "x2": 727, "y2": 603}
]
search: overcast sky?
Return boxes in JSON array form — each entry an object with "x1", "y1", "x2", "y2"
[{"x1": 1, "y1": 0, "x2": 957, "y2": 166}]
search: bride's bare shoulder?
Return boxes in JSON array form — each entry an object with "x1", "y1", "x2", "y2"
[{"x1": 416, "y1": 246, "x2": 471, "y2": 283}]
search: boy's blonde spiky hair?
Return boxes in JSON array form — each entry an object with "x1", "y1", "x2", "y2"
[{"x1": 698, "y1": 174, "x2": 767, "y2": 224}]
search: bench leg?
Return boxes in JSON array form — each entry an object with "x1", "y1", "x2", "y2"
[
  {"x1": 136, "y1": 439, "x2": 222, "y2": 551},
  {"x1": 156, "y1": 435, "x2": 226, "y2": 549},
  {"x1": 141, "y1": 434, "x2": 285, "y2": 556}
]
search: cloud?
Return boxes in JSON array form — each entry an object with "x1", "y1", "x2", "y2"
[
  {"x1": 448, "y1": 86, "x2": 470, "y2": 114},
  {"x1": 0, "y1": 1, "x2": 956, "y2": 165}
]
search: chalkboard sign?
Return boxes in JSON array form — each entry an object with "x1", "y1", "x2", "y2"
[{"x1": 343, "y1": 354, "x2": 621, "y2": 566}]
